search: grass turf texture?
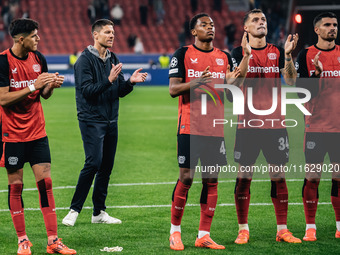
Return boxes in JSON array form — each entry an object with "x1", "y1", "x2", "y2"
[{"x1": 0, "y1": 86, "x2": 338, "y2": 254}]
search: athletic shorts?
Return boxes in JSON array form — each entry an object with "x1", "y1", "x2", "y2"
[
  {"x1": 2, "y1": 136, "x2": 51, "y2": 169},
  {"x1": 234, "y1": 129, "x2": 289, "y2": 166},
  {"x1": 304, "y1": 132, "x2": 340, "y2": 163},
  {"x1": 177, "y1": 134, "x2": 227, "y2": 169}
]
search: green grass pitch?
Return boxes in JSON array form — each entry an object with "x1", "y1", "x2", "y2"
[{"x1": 0, "y1": 86, "x2": 338, "y2": 254}]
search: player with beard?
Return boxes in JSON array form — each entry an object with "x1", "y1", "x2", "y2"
[
  {"x1": 295, "y1": 12, "x2": 340, "y2": 241},
  {"x1": 231, "y1": 9, "x2": 301, "y2": 244}
]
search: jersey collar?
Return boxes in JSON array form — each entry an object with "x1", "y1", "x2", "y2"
[
  {"x1": 314, "y1": 44, "x2": 336, "y2": 52},
  {"x1": 193, "y1": 44, "x2": 214, "y2": 53},
  {"x1": 251, "y1": 43, "x2": 267, "y2": 50},
  {"x1": 9, "y1": 48, "x2": 29, "y2": 60}
]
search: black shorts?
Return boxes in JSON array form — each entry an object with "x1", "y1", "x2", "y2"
[
  {"x1": 177, "y1": 134, "x2": 227, "y2": 169},
  {"x1": 3, "y1": 136, "x2": 51, "y2": 169},
  {"x1": 304, "y1": 132, "x2": 340, "y2": 163},
  {"x1": 234, "y1": 129, "x2": 289, "y2": 165}
]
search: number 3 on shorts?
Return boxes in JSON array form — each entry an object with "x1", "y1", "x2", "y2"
[{"x1": 278, "y1": 136, "x2": 289, "y2": 151}]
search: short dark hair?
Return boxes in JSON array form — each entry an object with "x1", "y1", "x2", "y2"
[
  {"x1": 243, "y1": 9, "x2": 264, "y2": 25},
  {"x1": 189, "y1": 13, "x2": 209, "y2": 30},
  {"x1": 9, "y1": 18, "x2": 39, "y2": 38},
  {"x1": 91, "y1": 19, "x2": 114, "y2": 33},
  {"x1": 313, "y1": 12, "x2": 337, "y2": 27}
]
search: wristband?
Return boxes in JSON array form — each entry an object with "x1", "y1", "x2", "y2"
[
  {"x1": 285, "y1": 57, "x2": 292, "y2": 61},
  {"x1": 28, "y1": 84, "x2": 36, "y2": 92}
]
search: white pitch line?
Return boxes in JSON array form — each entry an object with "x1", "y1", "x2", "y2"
[
  {"x1": 0, "y1": 179, "x2": 332, "y2": 193},
  {"x1": 0, "y1": 202, "x2": 332, "y2": 213}
]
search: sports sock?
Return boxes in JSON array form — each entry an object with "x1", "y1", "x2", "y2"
[
  {"x1": 271, "y1": 180, "x2": 288, "y2": 225},
  {"x1": 238, "y1": 223, "x2": 249, "y2": 232},
  {"x1": 302, "y1": 178, "x2": 320, "y2": 224},
  {"x1": 331, "y1": 179, "x2": 340, "y2": 226},
  {"x1": 198, "y1": 230, "x2": 210, "y2": 239},
  {"x1": 170, "y1": 224, "x2": 181, "y2": 234},
  {"x1": 306, "y1": 224, "x2": 316, "y2": 231},
  {"x1": 171, "y1": 179, "x2": 191, "y2": 226},
  {"x1": 199, "y1": 182, "x2": 218, "y2": 232},
  {"x1": 277, "y1": 225, "x2": 288, "y2": 232},
  {"x1": 8, "y1": 184, "x2": 26, "y2": 237},
  {"x1": 37, "y1": 178, "x2": 57, "y2": 237},
  {"x1": 234, "y1": 178, "x2": 251, "y2": 224}
]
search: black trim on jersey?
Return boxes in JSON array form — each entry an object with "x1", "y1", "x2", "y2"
[
  {"x1": 35, "y1": 51, "x2": 48, "y2": 72},
  {"x1": 314, "y1": 44, "x2": 336, "y2": 52},
  {"x1": 192, "y1": 44, "x2": 214, "y2": 53},
  {"x1": 0, "y1": 54, "x2": 9, "y2": 87},
  {"x1": 231, "y1": 46, "x2": 243, "y2": 66},
  {"x1": 169, "y1": 46, "x2": 189, "y2": 79},
  {"x1": 274, "y1": 45, "x2": 285, "y2": 70},
  {"x1": 221, "y1": 50, "x2": 234, "y2": 70},
  {"x1": 250, "y1": 43, "x2": 267, "y2": 51},
  {"x1": 9, "y1": 48, "x2": 29, "y2": 60},
  {"x1": 296, "y1": 48, "x2": 319, "y2": 99}
]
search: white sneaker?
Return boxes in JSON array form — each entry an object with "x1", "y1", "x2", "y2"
[
  {"x1": 62, "y1": 209, "x2": 79, "y2": 226},
  {"x1": 91, "y1": 210, "x2": 122, "y2": 224}
]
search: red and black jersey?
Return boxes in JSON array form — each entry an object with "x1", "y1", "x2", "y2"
[
  {"x1": 0, "y1": 48, "x2": 48, "y2": 142},
  {"x1": 296, "y1": 44, "x2": 340, "y2": 133},
  {"x1": 231, "y1": 44, "x2": 285, "y2": 129},
  {"x1": 169, "y1": 44, "x2": 233, "y2": 137}
]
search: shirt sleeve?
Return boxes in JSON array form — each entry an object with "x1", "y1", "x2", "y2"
[
  {"x1": 295, "y1": 48, "x2": 319, "y2": 98},
  {"x1": 231, "y1": 46, "x2": 243, "y2": 68},
  {"x1": 35, "y1": 51, "x2": 48, "y2": 72},
  {"x1": 277, "y1": 46, "x2": 285, "y2": 70},
  {"x1": 169, "y1": 47, "x2": 187, "y2": 79},
  {"x1": 0, "y1": 54, "x2": 9, "y2": 87}
]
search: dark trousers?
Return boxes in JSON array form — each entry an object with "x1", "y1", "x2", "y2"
[{"x1": 70, "y1": 121, "x2": 118, "y2": 215}]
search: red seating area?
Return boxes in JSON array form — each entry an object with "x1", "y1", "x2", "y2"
[{"x1": 0, "y1": 0, "x2": 245, "y2": 54}]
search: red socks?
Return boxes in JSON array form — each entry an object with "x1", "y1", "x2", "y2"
[
  {"x1": 302, "y1": 178, "x2": 320, "y2": 224},
  {"x1": 331, "y1": 179, "x2": 340, "y2": 222},
  {"x1": 171, "y1": 179, "x2": 191, "y2": 225},
  {"x1": 234, "y1": 178, "x2": 251, "y2": 224},
  {"x1": 199, "y1": 182, "x2": 218, "y2": 232},
  {"x1": 37, "y1": 177, "x2": 57, "y2": 237},
  {"x1": 8, "y1": 184, "x2": 26, "y2": 237},
  {"x1": 271, "y1": 180, "x2": 288, "y2": 225}
]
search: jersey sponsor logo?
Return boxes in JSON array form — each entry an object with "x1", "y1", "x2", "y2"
[
  {"x1": 309, "y1": 70, "x2": 340, "y2": 77},
  {"x1": 190, "y1": 58, "x2": 198, "y2": 64},
  {"x1": 11, "y1": 67, "x2": 17, "y2": 74},
  {"x1": 188, "y1": 69, "x2": 225, "y2": 79},
  {"x1": 178, "y1": 156, "x2": 186, "y2": 164},
  {"x1": 10, "y1": 78, "x2": 37, "y2": 88},
  {"x1": 306, "y1": 141, "x2": 316, "y2": 150},
  {"x1": 170, "y1": 57, "x2": 178, "y2": 68},
  {"x1": 33, "y1": 64, "x2": 41, "y2": 72},
  {"x1": 216, "y1": 58, "x2": 224, "y2": 66},
  {"x1": 295, "y1": 62, "x2": 299, "y2": 70},
  {"x1": 8, "y1": 156, "x2": 18, "y2": 166},
  {"x1": 232, "y1": 58, "x2": 238, "y2": 70},
  {"x1": 169, "y1": 68, "x2": 178, "y2": 74},
  {"x1": 247, "y1": 65, "x2": 280, "y2": 73},
  {"x1": 267, "y1": 53, "x2": 277, "y2": 60}
]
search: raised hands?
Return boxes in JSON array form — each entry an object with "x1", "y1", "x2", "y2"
[
  {"x1": 130, "y1": 68, "x2": 148, "y2": 84},
  {"x1": 108, "y1": 63, "x2": 123, "y2": 83},
  {"x1": 225, "y1": 65, "x2": 241, "y2": 84},
  {"x1": 241, "y1": 32, "x2": 251, "y2": 57},
  {"x1": 312, "y1": 51, "x2": 323, "y2": 76},
  {"x1": 285, "y1": 33, "x2": 299, "y2": 56}
]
